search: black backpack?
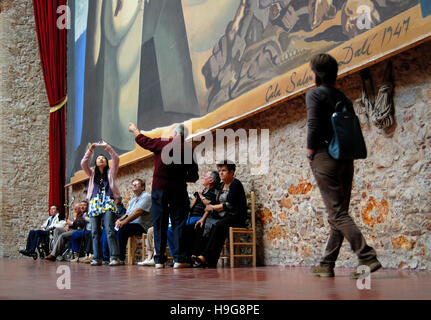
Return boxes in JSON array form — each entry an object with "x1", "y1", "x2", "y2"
[{"x1": 328, "y1": 100, "x2": 367, "y2": 160}]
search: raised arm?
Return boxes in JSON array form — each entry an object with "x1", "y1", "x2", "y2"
[
  {"x1": 129, "y1": 122, "x2": 170, "y2": 154},
  {"x1": 104, "y1": 143, "x2": 119, "y2": 178},
  {"x1": 81, "y1": 144, "x2": 96, "y2": 177}
]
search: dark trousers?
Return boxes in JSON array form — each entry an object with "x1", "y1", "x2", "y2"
[
  {"x1": 168, "y1": 216, "x2": 202, "y2": 260},
  {"x1": 201, "y1": 214, "x2": 241, "y2": 266},
  {"x1": 116, "y1": 223, "x2": 145, "y2": 261},
  {"x1": 25, "y1": 230, "x2": 49, "y2": 252},
  {"x1": 310, "y1": 151, "x2": 377, "y2": 267},
  {"x1": 151, "y1": 189, "x2": 190, "y2": 264}
]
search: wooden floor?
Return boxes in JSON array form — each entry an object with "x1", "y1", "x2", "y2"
[{"x1": 1, "y1": 258, "x2": 431, "y2": 300}]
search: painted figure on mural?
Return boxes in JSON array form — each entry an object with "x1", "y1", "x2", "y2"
[
  {"x1": 201, "y1": 0, "x2": 419, "y2": 113},
  {"x1": 79, "y1": 0, "x2": 199, "y2": 147}
]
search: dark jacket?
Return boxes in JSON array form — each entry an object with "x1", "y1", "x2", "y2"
[
  {"x1": 190, "y1": 187, "x2": 218, "y2": 217},
  {"x1": 306, "y1": 85, "x2": 354, "y2": 151},
  {"x1": 220, "y1": 179, "x2": 247, "y2": 225}
]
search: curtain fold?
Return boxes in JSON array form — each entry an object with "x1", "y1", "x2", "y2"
[{"x1": 32, "y1": 0, "x2": 67, "y2": 214}]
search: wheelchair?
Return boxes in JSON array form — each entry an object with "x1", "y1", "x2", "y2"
[{"x1": 33, "y1": 231, "x2": 54, "y2": 260}]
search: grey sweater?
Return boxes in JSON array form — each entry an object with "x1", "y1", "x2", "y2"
[{"x1": 306, "y1": 85, "x2": 354, "y2": 151}]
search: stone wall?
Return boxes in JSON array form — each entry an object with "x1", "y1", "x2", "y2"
[{"x1": 0, "y1": 0, "x2": 50, "y2": 257}]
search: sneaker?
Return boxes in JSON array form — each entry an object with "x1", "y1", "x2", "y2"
[
  {"x1": 119, "y1": 260, "x2": 125, "y2": 265},
  {"x1": 137, "y1": 258, "x2": 149, "y2": 266},
  {"x1": 138, "y1": 258, "x2": 155, "y2": 266},
  {"x1": 350, "y1": 259, "x2": 382, "y2": 279},
  {"x1": 173, "y1": 262, "x2": 192, "y2": 269},
  {"x1": 109, "y1": 258, "x2": 121, "y2": 266},
  {"x1": 81, "y1": 254, "x2": 93, "y2": 264},
  {"x1": 155, "y1": 263, "x2": 165, "y2": 269},
  {"x1": 145, "y1": 258, "x2": 155, "y2": 266},
  {"x1": 102, "y1": 260, "x2": 110, "y2": 265},
  {"x1": 69, "y1": 256, "x2": 80, "y2": 263},
  {"x1": 90, "y1": 259, "x2": 102, "y2": 266},
  {"x1": 310, "y1": 265, "x2": 335, "y2": 277}
]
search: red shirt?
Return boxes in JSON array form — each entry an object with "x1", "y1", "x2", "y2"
[{"x1": 135, "y1": 134, "x2": 192, "y2": 191}]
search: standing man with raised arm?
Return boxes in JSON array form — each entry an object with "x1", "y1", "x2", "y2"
[{"x1": 128, "y1": 122, "x2": 198, "y2": 269}]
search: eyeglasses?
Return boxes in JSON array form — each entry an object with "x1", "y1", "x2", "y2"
[{"x1": 132, "y1": 182, "x2": 140, "y2": 186}]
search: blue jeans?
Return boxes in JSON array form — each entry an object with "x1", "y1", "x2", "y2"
[
  {"x1": 100, "y1": 229, "x2": 111, "y2": 260},
  {"x1": 90, "y1": 212, "x2": 119, "y2": 260},
  {"x1": 71, "y1": 230, "x2": 92, "y2": 255},
  {"x1": 167, "y1": 216, "x2": 200, "y2": 258},
  {"x1": 151, "y1": 189, "x2": 189, "y2": 264}
]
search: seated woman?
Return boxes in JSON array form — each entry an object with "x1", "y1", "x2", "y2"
[{"x1": 193, "y1": 160, "x2": 247, "y2": 268}]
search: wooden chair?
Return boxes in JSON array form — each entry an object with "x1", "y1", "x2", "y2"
[
  {"x1": 220, "y1": 191, "x2": 256, "y2": 268},
  {"x1": 126, "y1": 234, "x2": 144, "y2": 265},
  {"x1": 129, "y1": 233, "x2": 174, "y2": 264}
]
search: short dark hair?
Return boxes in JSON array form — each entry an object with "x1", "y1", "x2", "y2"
[
  {"x1": 310, "y1": 53, "x2": 338, "y2": 86},
  {"x1": 80, "y1": 200, "x2": 88, "y2": 205},
  {"x1": 209, "y1": 170, "x2": 221, "y2": 187},
  {"x1": 216, "y1": 159, "x2": 236, "y2": 172},
  {"x1": 132, "y1": 178, "x2": 146, "y2": 189}
]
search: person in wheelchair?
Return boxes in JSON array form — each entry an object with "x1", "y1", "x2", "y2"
[
  {"x1": 19, "y1": 205, "x2": 66, "y2": 259},
  {"x1": 45, "y1": 203, "x2": 86, "y2": 261}
]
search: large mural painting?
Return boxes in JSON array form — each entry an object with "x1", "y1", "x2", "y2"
[{"x1": 67, "y1": 0, "x2": 431, "y2": 184}]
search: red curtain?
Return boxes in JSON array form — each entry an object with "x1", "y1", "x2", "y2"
[{"x1": 32, "y1": 0, "x2": 67, "y2": 214}]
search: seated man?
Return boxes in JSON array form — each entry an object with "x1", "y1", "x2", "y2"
[
  {"x1": 45, "y1": 203, "x2": 85, "y2": 261},
  {"x1": 19, "y1": 205, "x2": 66, "y2": 258},
  {"x1": 167, "y1": 170, "x2": 220, "y2": 264},
  {"x1": 70, "y1": 200, "x2": 92, "y2": 262},
  {"x1": 115, "y1": 178, "x2": 152, "y2": 264}
]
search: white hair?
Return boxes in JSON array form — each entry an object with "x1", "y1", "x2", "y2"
[{"x1": 174, "y1": 123, "x2": 188, "y2": 138}]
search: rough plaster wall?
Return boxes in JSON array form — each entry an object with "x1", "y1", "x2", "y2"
[
  {"x1": 71, "y1": 40, "x2": 431, "y2": 269},
  {"x1": 0, "y1": 0, "x2": 50, "y2": 257}
]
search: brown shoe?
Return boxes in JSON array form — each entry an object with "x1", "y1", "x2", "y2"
[
  {"x1": 45, "y1": 254, "x2": 56, "y2": 262},
  {"x1": 310, "y1": 265, "x2": 335, "y2": 277},
  {"x1": 350, "y1": 259, "x2": 382, "y2": 279}
]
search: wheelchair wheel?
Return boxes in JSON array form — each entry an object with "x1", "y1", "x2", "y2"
[{"x1": 62, "y1": 249, "x2": 73, "y2": 261}]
